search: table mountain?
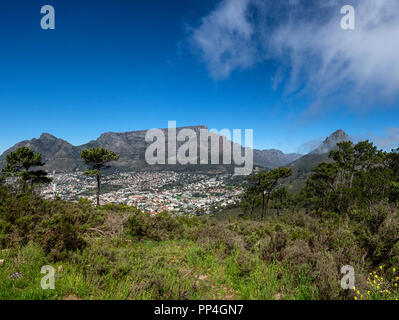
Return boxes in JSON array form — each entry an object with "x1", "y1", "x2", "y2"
[{"x1": 0, "y1": 126, "x2": 300, "y2": 173}]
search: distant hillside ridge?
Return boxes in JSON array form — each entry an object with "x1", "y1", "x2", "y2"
[
  {"x1": 0, "y1": 126, "x2": 301, "y2": 173},
  {"x1": 284, "y1": 129, "x2": 351, "y2": 189}
]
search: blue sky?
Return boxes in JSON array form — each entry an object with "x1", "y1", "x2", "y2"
[{"x1": 0, "y1": 0, "x2": 398, "y2": 154}]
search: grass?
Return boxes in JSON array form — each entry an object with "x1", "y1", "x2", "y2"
[
  {"x1": 1, "y1": 188, "x2": 398, "y2": 300},
  {"x1": 0, "y1": 238, "x2": 320, "y2": 300}
]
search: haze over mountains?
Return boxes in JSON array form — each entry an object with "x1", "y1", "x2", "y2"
[
  {"x1": 289, "y1": 129, "x2": 350, "y2": 172},
  {"x1": 0, "y1": 126, "x2": 349, "y2": 174},
  {"x1": 283, "y1": 129, "x2": 350, "y2": 189}
]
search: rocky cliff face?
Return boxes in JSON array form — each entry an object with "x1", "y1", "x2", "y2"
[
  {"x1": 310, "y1": 129, "x2": 350, "y2": 155},
  {"x1": 284, "y1": 129, "x2": 351, "y2": 190},
  {"x1": 289, "y1": 129, "x2": 351, "y2": 171},
  {"x1": 0, "y1": 126, "x2": 302, "y2": 173},
  {"x1": 0, "y1": 133, "x2": 82, "y2": 172},
  {"x1": 0, "y1": 127, "x2": 344, "y2": 174},
  {"x1": 77, "y1": 126, "x2": 211, "y2": 172}
]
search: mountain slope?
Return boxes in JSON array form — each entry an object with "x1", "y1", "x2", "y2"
[
  {"x1": 0, "y1": 128, "x2": 343, "y2": 175},
  {"x1": 284, "y1": 129, "x2": 350, "y2": 189},
  {"x1": 0, "y1": 133, "x2": 82, "y2": 172},
  {"x1": 289, "y1": 129, "x2": 350, "y2": 171},
  {"x1": 253, "y1": 149, "x2": 301, "y2": 169},
  {"x1": 1, "y1": 126, "x2": 297, "y2": 173},
  {"x1": 0, "y1": 126, "x2": 210, "y2": 172}
]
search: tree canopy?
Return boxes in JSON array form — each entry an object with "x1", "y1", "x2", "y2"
[
  {"x1": 301, "y1": 141, "x2": 398, "y2": 212},
  {"x1": 244, "y1": 167, "x2": 292, "y2": 218},
  {"x1": 80, "y1": 147, "x2": 120, "y2": 205},
  {"x1": 1, "y1": 146, "x2": 52, "y2": 192}
]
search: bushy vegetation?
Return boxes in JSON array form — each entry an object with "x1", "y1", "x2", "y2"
[
  {"x1": 300, "y1": 142, "x2": 399, "y2": 212},
  {"x1": 1, "y1": 147, "x2": 52, "y2": 193},
  {"x1": 242, "y1": 142, "x2": 398, "y2": 217},
  {"x1": 0, "y1": 185, "x2": 398, "y2": 300},
  {"x1": 0, "y1": 141, "x2": 398, "y2": 300}
]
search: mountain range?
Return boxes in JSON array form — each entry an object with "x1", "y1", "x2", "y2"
[{"x1": 0, "y1": 127, "x2": 349, "y2": 175}]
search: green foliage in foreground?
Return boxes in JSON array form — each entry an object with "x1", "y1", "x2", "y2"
[{"x1": 1, "y1": 188, "x2": 398, "y2": 300}]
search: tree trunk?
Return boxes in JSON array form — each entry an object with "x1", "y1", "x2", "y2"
[
  {"x1": 96, "y1": 174, "x2": 101, "y2": 206},
  {"x1": 338, "y1": 171, "x2": 345, "y2": 211},
  {"x1": 262, "y1": 191, "x2": 265, "y2": 219},
  {"x1": 265, "y1": 192, "x2": 271, "y2": 217},
  {"x1": 250, "y1": 196, "x2": 256, "y2": 216},
  {"x1": 349, "y1": 171, "x2": 354, "y2": 188},
  {"x1": 22, "y1": 168, "x2": 28, "y2": 193}
]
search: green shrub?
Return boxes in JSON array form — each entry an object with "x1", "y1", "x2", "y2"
[
  {"x1": 125, "y1": 211, "x2": 184, "y2": 241},
  {"x1": 38, "y1": 212, "x2": 86, "y2": 261}
]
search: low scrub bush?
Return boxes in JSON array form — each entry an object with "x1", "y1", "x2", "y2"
[{"x1": 1, "y1": 186, "x2": 398, "y2": 300}]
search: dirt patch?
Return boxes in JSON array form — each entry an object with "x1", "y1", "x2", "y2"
[
  {"x1": 63, "y1": 295, "x2": 81, "y2": 300},
  {"x1": 274, "y1": 292, "x2": 284, "y2": 300}
]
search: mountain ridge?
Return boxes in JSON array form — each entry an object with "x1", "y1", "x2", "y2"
[
  {"x1": 284, "y1": 129, "x2": 351, "y2": 190},
  {"x1": 0, "y1": 126, "x2": 301, "y2": 172}
]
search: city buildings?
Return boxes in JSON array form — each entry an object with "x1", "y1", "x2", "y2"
[{"x1": 41, "y1": 171, "x2": 243, "y2": 215}]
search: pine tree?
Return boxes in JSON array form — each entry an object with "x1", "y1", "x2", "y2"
[
  {"x1": 247, "y1": 167, "x2": 292, "y2": 218},
  {"x1": 1, "y1": 146, "x2": 52, "y2": 192},
  {"x1": 80, "y1": 147, "x2": 120, "y2": 205},
  {"x1": 303, "y1": 162, "x2": 339, "y2": 210},
  {"x1": 271, "y1": 187, "x2": 289, "y2": 216}
]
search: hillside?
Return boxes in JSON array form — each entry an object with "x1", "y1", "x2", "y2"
[
  {"x1": 0, "y1": 188, "x2": 398, "y2": 300},
  {"x1": 253, "y1": 149, "x2": 301, "y2": 168},
  {"x1": 0, "y1": 126, "x2": 208, "y2": 173},
  {"x1": 284, "y1": 129, "x2": 350, "y2": 190},
  {"x1": 0, "y1": 127, "x2": 300, "y2": 173}
]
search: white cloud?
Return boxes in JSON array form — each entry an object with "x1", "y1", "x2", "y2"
[
  {"x1": 297, "y1": 138, "x2": 324, "y2": 154},
  {"x1": 373, "y1": 128, "x2": 399, "y2": 150},
  {"x1": 188, "y1": 0, "x2": 399, "y2": 106},
  {"x1": 189, "y1": 0, "x2": 257, "y2": 80}
]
